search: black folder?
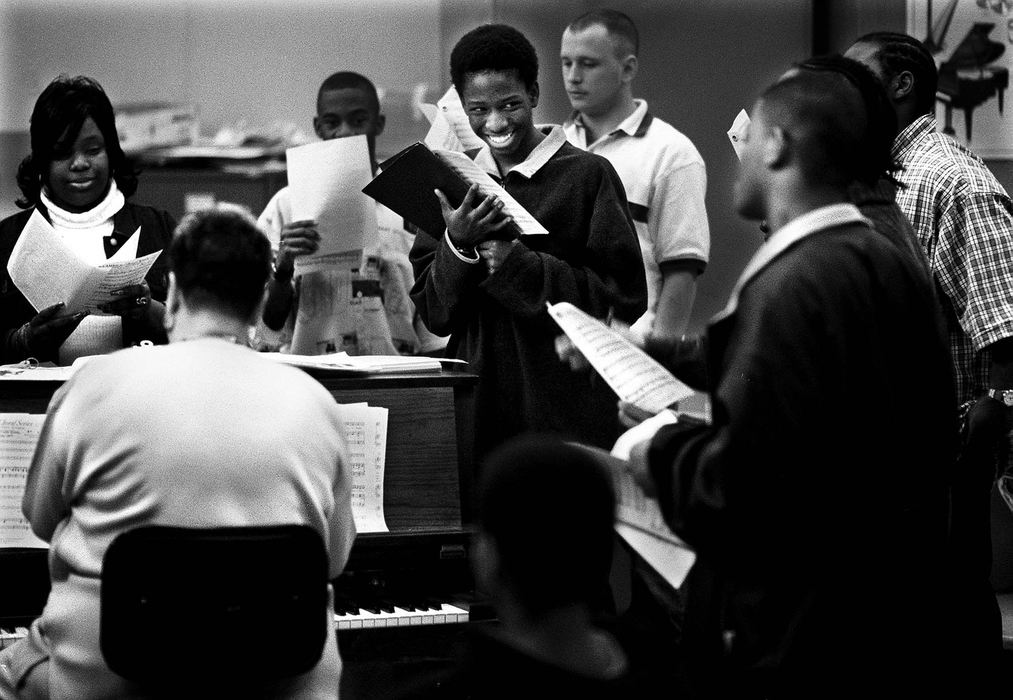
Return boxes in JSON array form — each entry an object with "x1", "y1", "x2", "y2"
[{"x1": 362, "y1": 142, "x2": 519, "y2": 241}]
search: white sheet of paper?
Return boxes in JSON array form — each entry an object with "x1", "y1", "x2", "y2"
[
  {"x1": 336, "y1": 403, "x2": 389, "y2": 533},
  {"x1": 0, "y1": 413, "x2": 48, "y2": 548},
  {"x1": 547, "y1": 301, "x2": 694, "y2": 413},
  {"x1": 728, "y1": 108, "x2": 750, "y2": 160},
  {"x1": 435, "y1": 86, "x2": 485, "y2": 152},
  {"x1": 573, "y1": 442, "x2": 694, "y2": 590},
  {"x1": 286, "y1": 135, "x2": 378, "y2": 274},
  {"x1": 72, "y1": 250, "x2": 161, "y2": 314},
  {"x1": 7, "y1": 209, "x2": 158, "y2": 314},
  {"x1": 433, "y1": 148, "x2": 548, "y2": 236}
]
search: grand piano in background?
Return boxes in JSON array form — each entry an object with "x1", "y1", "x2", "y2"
[
  {"x1": 923, "y1": 0, "x2": 1008, "y2": 143},
  {"x1": 0, "y1": 367, "x2": 489, "y2": 700}
]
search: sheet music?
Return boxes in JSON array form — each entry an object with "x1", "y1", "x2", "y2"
[
  {"x1": 574, "y1": 442, "x2": 694, "y2": 590},
  {"x1": 0, "y1": 414, "x2": 47, "y2": 548},
  {"x1": 286, "y1": 135, "x2": 378, "y2": 274},
  {"x1": 547, "y1": 301, "x2": 694, "y2": 413},
  {"x1": 336, "y1": 403, "x2": 389, "y2": 533},
  {"x1": 7, "y1": 209, "x2": 158, "y2": 314},
  {"x1": 77, "y1": 250, "x2": 161, "y2": 313},
  {"x1": 728, "y1": 108, "x2": 750, "y2": 160},
  {"x1": 432, "y1": 148, "x2": 548, "y2": 235},
  {"x1": 430, "y1": 86, "x2": 485, "y2": 152}
]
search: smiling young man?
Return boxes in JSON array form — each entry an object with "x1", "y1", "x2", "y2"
[
  {"x1": 560, "y1": 9, "x2": 709, "y2": 343},
  {"x1": 409, "y1": 23, "x2": 647, "y2": 459}
]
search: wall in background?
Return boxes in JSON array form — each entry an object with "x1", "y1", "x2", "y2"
[
  {"x1": 8, "y1": 1, "x2": 1000, "y2": 335},
  {"x1": 462, "y1": 0, "x2": 813, "y2": 331}
]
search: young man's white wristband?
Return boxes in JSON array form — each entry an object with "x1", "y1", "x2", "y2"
[{"x1": 445, "y1": 231, "x2": 480, "y2": 263}]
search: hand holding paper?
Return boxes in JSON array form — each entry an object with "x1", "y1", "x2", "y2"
[
  {"x1": 285, "y1": 135, "x2": 378, "y2": 275},
  {"x1": 547, "y1": 301, "x2": 694, "y2": 414},
  {"x1": 7, "y1": 209, "x2": 160, "y2": 315}
]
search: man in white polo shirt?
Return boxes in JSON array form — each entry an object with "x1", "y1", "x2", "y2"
[{"x1": 561, "y1": 8, "x2": 710, "y2": 343}]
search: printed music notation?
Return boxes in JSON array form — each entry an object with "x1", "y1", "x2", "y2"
[
  {"x1": 547, "y1": 301, "x2": 694, "y2": 414},
  {"x1": 0, "y1": 414, "x2": 48, "y2": 549},
  {"x1": 336, "y1": 402, "x2": 389, "y2": 533}
]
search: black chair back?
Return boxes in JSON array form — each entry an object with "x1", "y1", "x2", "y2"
[{"x1": 100, "y1": 524, "x2": 328, "y2": 691}]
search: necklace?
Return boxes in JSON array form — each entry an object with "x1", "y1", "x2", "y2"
[{"x1": 177, "y1": 333, "x2": 245, "y2": 345}]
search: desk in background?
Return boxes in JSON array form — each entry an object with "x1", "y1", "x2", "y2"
[{"x1": 132, "y1": 159, "x2": 287, "y2": 222}]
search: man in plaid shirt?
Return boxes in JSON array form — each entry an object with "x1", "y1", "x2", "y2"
[{"x1": 847, "y1": 31, "x2": 1013, "y2": 690}]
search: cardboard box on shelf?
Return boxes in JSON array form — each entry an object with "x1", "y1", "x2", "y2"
[{"x1": 115, "y1": 103, "x2": 199, "y2": 154}]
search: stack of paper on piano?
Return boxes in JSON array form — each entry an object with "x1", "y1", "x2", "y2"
[
  {"x1": 7, "y1": 210, "x2": 161, "y2": 315},
  {"x1": 362, "y1": 141, "x2": 548, "y2": 240},
  {"x1": 263, "y1": 351, "x2": 444, "y2": 374}
]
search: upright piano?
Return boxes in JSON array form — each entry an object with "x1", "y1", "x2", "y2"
[{"x1": 0, "y1": 366, "x2": 488, "y2": 698}]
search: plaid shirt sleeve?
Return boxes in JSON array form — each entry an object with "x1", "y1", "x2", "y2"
[{"x1": 934, "y1": 190, "x2": 1013, "y2": 352}]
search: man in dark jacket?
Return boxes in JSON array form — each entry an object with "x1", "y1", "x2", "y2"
[{"x1": 628, "y1": 67, "x2": 955, "y2": 699}]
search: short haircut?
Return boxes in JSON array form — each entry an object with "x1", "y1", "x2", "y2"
[
  {"x1": 853, "y1": 32, "x2": 938, "y2": 116},
  {"x1": 168, "y1": 204, "x2": 272, "y2": 320},
  {"x1": 450, "y1": 24, "x2": 539, "y2": 93},
  {"x1": 758, "y1": 69, "x2": 872, "y2": 188},
  {"x1": 567, "y1": 8, "x2": 639, "y2": 57},
  {"x1": 792, "y1": 54, "x2": 901, "y2": 187},
  {"x1": 16, "y1": 75, "x2": 137, "y2": 208},
  {"x1": 477, "y1": 433, "x2": 616, "y2": 616},
  {"x1": 316, "y1": 71, "x2": 380, "y2": 115}
]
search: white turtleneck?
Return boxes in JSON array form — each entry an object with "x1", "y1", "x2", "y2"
[
  {"x1": 39, "y1": 181, "x2": 134, "y2": 363},
  {"x1": 40, "y1": 180, "x2": 136, "y2": 264}
]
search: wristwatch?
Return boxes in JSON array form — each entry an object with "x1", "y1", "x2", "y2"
[{"x1": 987, "y1": 388, "x2": 1013, "y2": 407}]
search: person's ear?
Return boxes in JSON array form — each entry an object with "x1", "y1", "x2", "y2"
[
  {"x1": 528, "y1": 81, "x2": 540, "y2": 110},
  {"x1": 163, "y1": 272, "x2": 180, "y2": 335},
  {"x1": 891, "y1": 70, "x2": 915, "y2": 103},
  {"x1": 312, "y1": 116, "x2": 324, "y2": 140},
  {"x1": 621, "y1": 54, "x2": 639, "y2": 84},
  {"x1": 764, "y1": 126, "x2": 790, "y2": 170},
  {"x1": 471, "y1": 531, "x2": 501, "y2": 596},
  {"x1": 374, "y1": 112, "x2": 386, "y2": 136}
]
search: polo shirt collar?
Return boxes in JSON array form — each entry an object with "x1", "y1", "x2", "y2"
[
  {"x1": 564, "y1": 99, "x2": 654, "y2": 141},
  {"x1": 473, "y1": 125, "x2": 568, "y2": 179},
  {"x1": 892, "y1": 113, "x2": 936, "y2": 161},
  {"x1": 715, "y1": 203, "x2": 870, "y2": 320}
]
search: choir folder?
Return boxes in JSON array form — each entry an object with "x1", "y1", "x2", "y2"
[{"x1": 362, "y1": 141, "x2": 547, "y2": 240}]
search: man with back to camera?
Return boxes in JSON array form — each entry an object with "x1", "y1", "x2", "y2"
[
  {"x1": 0, "y1": 204, "x2": 355, "y2": 699},
  {"x1": 626, "y1": 67, "x2": 955, "y2": 699},
  {"x1": 560, "y1": 8, "x2": 710, "y2": 344},
  {"x1": 846, "y1": 32, "x2": 1013, "y2": 690}
]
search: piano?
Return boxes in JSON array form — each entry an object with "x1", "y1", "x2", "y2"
[
  {"x1": 926, "y1": 2, "x2": 1008, "y2": 142},
  {"x1": 0, "y1": 367, "x2": 491, "y2": 698}
]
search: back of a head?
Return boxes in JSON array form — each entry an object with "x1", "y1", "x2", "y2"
[
  {"x1": 853, "y1": 31, "x2": 937, "y2": 116},
  {"x1": 567, "y1": 8, "x2": 639, "y2": 57},
  {"x1": 317, "y1": 70, "x2": 380, "y2": 115},
  {"x1": 758, "y1": 70, "x2": 872, "y2": 189},
  {"x1": 168, "y1": 204, "x2": 271, "y2": 321},
  {"x1": 17, "y1": 74, "x2": 135, "y2": 207},
  {"x1": 477, "y1": 433, "x2": 615, "y2": 616},
  {"x1": 793, "y1": 53, "x2": 900, "y2": 187},
  {"x1": 450, "y1": 24, "x2": 539, "y2": 92}
]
